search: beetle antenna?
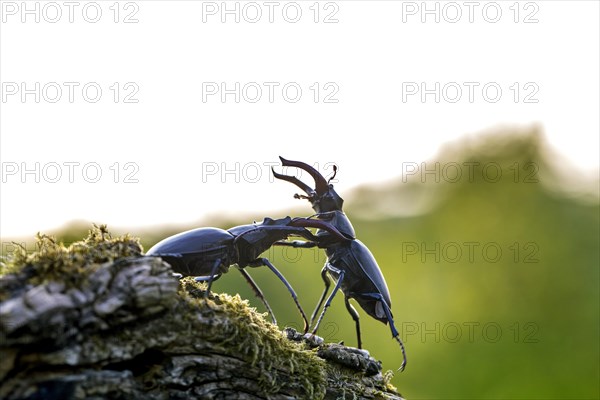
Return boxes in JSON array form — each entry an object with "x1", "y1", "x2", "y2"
[{"x1": 328, "y1": 165, "x2": 338, "y2": 183}]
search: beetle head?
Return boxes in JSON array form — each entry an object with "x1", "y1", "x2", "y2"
[{"x1": 272, "y1": 156, "x2": 344, "y2": 213}]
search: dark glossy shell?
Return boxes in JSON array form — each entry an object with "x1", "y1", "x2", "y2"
[
  {"x1": 227, "y1": 217, "x2": 316, "y2": 265},
  {"x1": 316, "y1": 211, "x2": 356, "y2": 241},
  {"x1": 146, "y1": 227, "x2": 234, "y2": 276},
  {"x1": 327, "y1": 239, "x2": 392, "y2": 324}
]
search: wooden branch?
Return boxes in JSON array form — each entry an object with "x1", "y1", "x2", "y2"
[{"x1": 0, "y1": 227, "x2": 403, "y2": 400}]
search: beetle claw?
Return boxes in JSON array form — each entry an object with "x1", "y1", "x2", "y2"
[
  {"x1": 394, "y1": 336, "x2": 408, "y2": 372},
  {"x1": 303, "y1": 332, "x2": 324, "y2": 347}
]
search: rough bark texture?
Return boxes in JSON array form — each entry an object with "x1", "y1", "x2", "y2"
[{"x1": 0, "y1": 227, "x2": 403, "y2": 400}]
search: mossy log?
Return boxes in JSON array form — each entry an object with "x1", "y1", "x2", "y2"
[{"x1": 0, "y1": 226, "x2": 403, "y2": 399}]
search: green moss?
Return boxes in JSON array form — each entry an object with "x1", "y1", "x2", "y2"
[
  {"x1": 177, "y1": 277, "x2": 327, "y2": 398},
  {"x1": 383, "y1": 370, "x2": 398, "y2": 393},
  {"x1": 0, "y1": 224, "x2": 142, "y2": 287}
]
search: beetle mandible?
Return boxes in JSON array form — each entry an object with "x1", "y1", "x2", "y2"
[{"x1": 272, "y1": 157, "x2": 407, "y2": 371}]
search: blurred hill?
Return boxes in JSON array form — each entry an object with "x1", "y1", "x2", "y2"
[{"x1": 3, "y1": 127, "x2": 598, "y2": 399}]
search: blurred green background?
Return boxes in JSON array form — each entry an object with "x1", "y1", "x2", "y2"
[{"x1": 4, "y1": 127, "x2": 598, "y2": 399}]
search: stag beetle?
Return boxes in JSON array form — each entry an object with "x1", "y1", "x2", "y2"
[
  {"x1": 272, "y1": 157, "x2": 407, "y2": 371},
  {"x1": 146, "y1": 215, "x2": 348, "y2": 332}
]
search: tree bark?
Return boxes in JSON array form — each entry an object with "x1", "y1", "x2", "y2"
[{"x1": 0, "y1": 229, "x2": 403, "y2": 400}]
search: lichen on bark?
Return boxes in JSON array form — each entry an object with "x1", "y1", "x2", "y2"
[{"x1": 0, "y1": 225, "x2": 403, "y2": 399}]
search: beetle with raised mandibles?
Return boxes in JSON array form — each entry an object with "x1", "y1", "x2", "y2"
[
  {"x1": 145, "y1": 215, "x2": 350, "y2": 332},
  {"x1": 272, "y1": 157, "x2": 407, "y2": 371}
]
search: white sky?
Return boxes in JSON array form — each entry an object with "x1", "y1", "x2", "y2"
[{"x1": 1, "y1": 0, "x2": 599, "y2": 238}]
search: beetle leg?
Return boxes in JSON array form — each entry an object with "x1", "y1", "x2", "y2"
[
  {"x1": 194, "y1": 274, "x2": 222, "y2": 283},
  {"x1": 202, "y1": 258, "x2": 222, "y2": 298},
  {"x1": 311, "y1": 264, "x2": 344, "y2": 336},
  {"x1": 344, "y1": 296, "x2": 362, "y2": 349},
  {"x1": 358, "y1": 292, "x2": 407, "y2": 372},
  {"x1": 310, "y1": 265, "x2": 331, "y2": 328},
  {"x1": 249, "y1": 258, "x2": 309, "y2": 334},
  {"x1": 194, "y1": 273, "x2": 223, "y2": 296},
  {"x1": 238, "y1": 269, "x2": 277, "y2": 326}
]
